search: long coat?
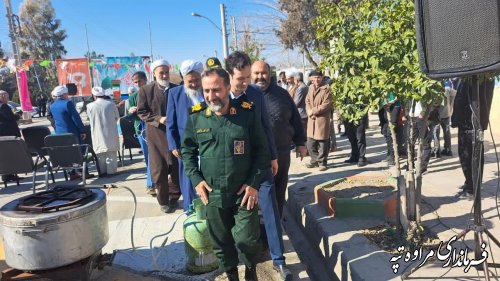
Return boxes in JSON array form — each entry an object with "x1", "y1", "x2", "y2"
[
  {"x1": 50, "y1": 98, "x2": 85, "y2": 143},
  {"x1": 0, "y1": 103, "x2": 21, "y2": 137},
  {"x1": 137, "y1": 82, "x2": 177, "y2": 168},
  {"x1": 86, "y1": 98, "x2": 120, "y2": 154},
  {"x1": 305, "y1": 84, "x2": 332, "y2": 140},
  {"x1": 166, "y1": 86, "x2": 203, "y2": 151}
]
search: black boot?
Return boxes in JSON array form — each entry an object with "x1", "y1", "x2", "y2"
[
  {"x1": 245, "y1": 265, "x2": 258, "y2": 281},
  {"x1": 226, "y1": 267, "x2": 239, "y2": 281}
]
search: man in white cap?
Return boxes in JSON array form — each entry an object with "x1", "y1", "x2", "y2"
[
  {"x1": 50, "y1": 85, "x2": 89, "y2": 180},
  {"x1": 166, "y1": 59, "x2": 204, "y2": 211},
  {"x1": 87, "y1": 86, "x2": 120, "y2": 176},
  {"x1": 137, "y1": 59, "x2": 181, "y2": 213}
]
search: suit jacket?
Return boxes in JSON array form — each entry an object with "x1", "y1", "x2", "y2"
[
  {"x1": 306, "y1": 84, "x2": 332, "y2": 140},
  {"x1": 137, "y1": 81, "x2": 177, "y2": 164},
  {"x1": 234, "y1": 85, "x2": 277, "y2": 160},
  {"x1": 166, "y1": 86, "x2": 203, "y2": 151},
  {"x1": 50, "y1": 98, "x2": 85, "y2": 142},
  {"x1": 0, "y1": 103, "x2": 21, "y2": 137}
]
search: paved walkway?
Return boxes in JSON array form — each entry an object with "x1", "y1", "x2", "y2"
[
  {"x1": 284, "y1": 103, "x2": 500, "y2": 280},
  {"x1": 0, "y1": 118, "x2": 309, "y2": 281}
]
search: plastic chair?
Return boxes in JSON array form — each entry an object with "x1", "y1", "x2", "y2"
[
  {"x1": 0, "y1": 136, "x2": 37, "y2": 191},
  {"x1": 21, "y1": 126, "x2": 56, "y2": 183},
  {"x1": 119, "y1": 116, "x2": 141, "y2": 165}
]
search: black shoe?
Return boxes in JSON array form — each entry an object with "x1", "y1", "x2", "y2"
[
  {"x1": 226, "y1": 267, "x2": 239, "y2": 281},
  {"x1": 162, "y1": 200, "x2": 178, "y2": 213},
  {"x1": 441, "y1": 149, "x2": 452, "y2": 157},
  {"x1": 273, "y1": 264, "x2": 292, "y2": 281},
  {"x1": 244, "y1": 265, "x2": 258, "y2": 281},
  {"x1": 344, "y1": 158, "x2": 358, "y2": 164},
  {"x1": 357, "y1": 157, "x2": 367, "y2": 167},
  {"x1": 430, "y1": 151, "x2": 436, "y2": 157},
  {"x1": 305, "y1": 162, "x2": 319, "y2": 168},
  {"x1": 434, "y1": 151, "x2": 441, "y2": 158}
]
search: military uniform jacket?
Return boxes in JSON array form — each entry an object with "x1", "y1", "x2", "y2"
[{"x1": 181, "y1": 101, "x2": 271, "y2": 208}]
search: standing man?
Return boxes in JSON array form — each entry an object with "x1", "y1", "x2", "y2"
[
  {"x1": 86, "y1": 87, "x2": 120, "y2": 176},
  {"x1": 305, "y1": 70, "x2": 332, "y2": 171},
  {"x1": 181, "y1": 68, "x2": 270, "y2": 281},
  {"x1": 277, "y1": 71, "x2": 287, "y2": 90},
  {"x1": 292, "y1": 72, "x2": 309, "y2": 137},
  {"x1": 128, "y1": 71, "x2": 155, "y2": 195},
  {"x1": 36, "y1": 95, "x2": 47, "y2": 117},
  {"x1": 167, "y1": 59, "x2": 204, "y2": 211},
  {"x1": 225, "y1": 51, "x2": 292, "y2": 280},
  {"x1": 344, "y1": 113, "x2": 369, "y2": 167},
  {"x1": 137, "y1": 59, "x2": 181, "y2": 213},
  {"x1": 251, "y1": 61, "x2": 307, "y2": 216}
]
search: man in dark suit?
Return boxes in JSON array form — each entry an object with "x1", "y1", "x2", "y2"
[
  {"x1": 226, "y1": 51, "x2": 293, "y2": 281},
  {"x1": 166, "y1": 59, "x2": 204, "y2": 211},
  {"x1": 138, "y1": 59, "x2": 181, "y2": 213}
]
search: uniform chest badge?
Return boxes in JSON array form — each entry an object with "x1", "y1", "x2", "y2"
[
  {"x1": 234, "y1": 140, "x2": 245, "y2": 155},
  {"x1": 241, "y1": 101, "x2": 253, "y2": 110},
  {"x1": 230, "y1": 107, "x2": 237, "y2": 115}
]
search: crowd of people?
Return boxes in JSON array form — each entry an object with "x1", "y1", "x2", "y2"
[{"x1": 1, "y1": 49, "x2": 497, "y2": 281}]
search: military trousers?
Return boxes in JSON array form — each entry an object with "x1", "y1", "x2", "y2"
[{"x1": 206, "y1": 203, "x2": 261, "y2": 271}]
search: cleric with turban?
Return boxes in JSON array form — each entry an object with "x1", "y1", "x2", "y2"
[{"x1": 166, "y1": 59, "x2": 205, "y2": 210}]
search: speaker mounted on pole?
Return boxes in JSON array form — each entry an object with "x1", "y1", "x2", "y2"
[{"x1": 415, "y1": 0, "x2": 500, "y2": 79}]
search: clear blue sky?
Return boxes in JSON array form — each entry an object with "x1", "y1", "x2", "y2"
[{"x1": 1, "y1": 0, "x2": 294, "y2": 67}]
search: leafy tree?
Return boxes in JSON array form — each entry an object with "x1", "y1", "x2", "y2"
[
  {"x1": 316, "y1": 0, "x2": 443, "y2": 246},
  {"x1": 18, "y1": 0, "x2": 67, "y2": 99},
  {"x1": 232, "y1": 23, "x2": 264, "y2": 62},
  {"x1": 85, "y1": 51, "x2": 104, "y2": 60},
  {"x1": 276, "y1": 0, "x2": 323, "y2": 68}
]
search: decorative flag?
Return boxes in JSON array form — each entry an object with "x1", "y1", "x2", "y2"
[{"x1": 17, "y1": 69, "x2": 33, "y2": 111}]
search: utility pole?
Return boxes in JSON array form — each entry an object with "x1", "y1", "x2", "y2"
[
  {"x1": 229, "y1": 16, "x2": 237, "y2": 51},
  {"x1": 4, "y1": 0, "x2": 31, "y2": 121},
  {"x1": 220, "y1": 4, "x2": 229, "y2": 59}
]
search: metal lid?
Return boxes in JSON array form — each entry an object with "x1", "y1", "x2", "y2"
[{"x1": 0, "y1": 188, "x2": 106, "y2": 227}]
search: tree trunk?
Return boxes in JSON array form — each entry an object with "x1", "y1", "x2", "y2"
[
  {"x1": 301, "y1": 45, "x2": 318, "y2": 68},
  {"x1": 386, "y1": 110, "x2": 405, "y2": 231}
]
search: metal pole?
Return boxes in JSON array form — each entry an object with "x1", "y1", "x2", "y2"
[
  {"x1": 4, "y1": 0, "x2": 22, "y2": 97},
  {"x1": 149, "y1": 21, "x2": 154, "y2": 61},
  {"x1": 230, "y1": 16, "x2": 237, "y2": 51},
  {"x1": 85, "y1": 24, "x2": 94, "y2": 88},
  {"x1": 220, "y1": 4, "x2": 229, "y2": 59}
]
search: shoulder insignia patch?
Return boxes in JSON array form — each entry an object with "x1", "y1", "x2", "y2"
[
  {"x1": 240, "y1": 101, "x2": 253, "y2": 110},
  {"x1": 190, "y1": 102, "x2": 206, "y2": 114}
]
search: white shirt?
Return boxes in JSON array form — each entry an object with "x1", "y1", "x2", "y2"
[{"x1": 86, "y1": 99, "x2": 120, "y2": 154}]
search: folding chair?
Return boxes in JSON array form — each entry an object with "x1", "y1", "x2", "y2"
[
  {"x1": 21, "y1": 126, "x2": 57, "y2": 183},
  {"x1": 0, "y1": 136, "x2": 37, "y2": 192},
  {"x1": 119, "y1": 116, "x2": 141, "y2": 166}
]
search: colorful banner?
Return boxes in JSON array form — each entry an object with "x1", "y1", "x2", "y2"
[
  {"x1": 92, "y1": 56, "x2": 151, "y2": 95},
  {"x1": 17, "y1": 70, "x2": 33, "y2": 111},
  {"x1": 56, "y1": 58, "x2": 92, "y2": 96}
]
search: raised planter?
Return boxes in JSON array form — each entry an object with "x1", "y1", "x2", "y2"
[{"x1": 314, "y1": 173, "x2": 397, "y2": 222}]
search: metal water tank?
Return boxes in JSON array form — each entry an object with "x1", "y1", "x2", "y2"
[{"x1": 0, "y1": 187, "x2": 109, "y2": 270}]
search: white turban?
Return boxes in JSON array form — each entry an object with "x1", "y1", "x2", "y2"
[
  {"x1": 180, "y1": 60, "x2": 203, "y2": 77},
  {"x1": 127, "y1": 86, "x2": 137, "y2": 94},
  {"x1": 92, "y1": 86, "x2": 105, "y2": 96},
  {"x1": 52, "y1": 85, "x2": 68, "y2": 97},
  {"x1": 151, "y1": 59, "x2": 170, "y2": 72}
]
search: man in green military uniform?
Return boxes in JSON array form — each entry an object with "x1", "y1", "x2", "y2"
[{"x1": 181, "y1": 68, "x2": 270, "y2": 281}]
